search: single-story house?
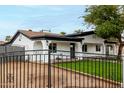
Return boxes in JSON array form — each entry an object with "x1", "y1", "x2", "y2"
[{"x1": 1, "y1": 29, "x2": 120, "y2": 62}]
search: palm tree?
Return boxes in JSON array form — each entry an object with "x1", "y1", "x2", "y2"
[{"x1": 60, "y1": 32, "x2": 66, "y2": 35}]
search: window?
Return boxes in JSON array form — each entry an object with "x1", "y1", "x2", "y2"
[
  {"x1": 109, "y1": 45, "x2": 113, "y2": 50},
  {"x1": 96, "y1": 45, "x2": 101, "y2": 52},
  {"x1": 49, "y1": 43, "x2": 57, "y2": 53},
  {"x1": 82, "y1": 44, "x2": 87, "y2": 52}
]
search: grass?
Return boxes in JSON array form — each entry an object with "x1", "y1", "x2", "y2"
[{"x1": 55, "y1": 59, "x2": 122, "y2": 82}]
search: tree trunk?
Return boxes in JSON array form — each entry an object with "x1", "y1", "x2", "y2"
[
  {"x1": 117, "y1": 37, "x2": 123, "y2": 60},
  {"x1": 117, "y1": 43, "x2": 123, "y2": 59}
]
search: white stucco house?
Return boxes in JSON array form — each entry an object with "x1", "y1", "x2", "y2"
[
  {"x1": 1, "y1": 29, "x2": 120, "y2": 62},
  {"x1": 66, "y1": 31, "x2": 119, "y2": 57}
]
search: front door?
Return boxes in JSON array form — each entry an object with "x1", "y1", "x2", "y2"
[{"x1": 70, "y1": 43, "x2": 75, "y2": 58}]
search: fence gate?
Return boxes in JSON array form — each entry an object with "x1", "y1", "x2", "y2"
[{"x1": 0, "y1": 50, "x2": 123, "y2": 88}]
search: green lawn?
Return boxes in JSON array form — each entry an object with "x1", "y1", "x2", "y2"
[{"x1": 55, "y1": 60, "x2": 122, "y2": 82}]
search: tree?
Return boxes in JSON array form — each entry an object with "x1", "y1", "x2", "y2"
[
  {"x1": 74, "y1": 29, "x2": 83, "y2": 33},
  {"x1": 5, "y1": 35, "x2": 11, "y2": 42},
  {"x1": 60, "y1": 32, "x2": 66, "y2": 35},
  {"x1": 83, "y1": 5, "x2": 124, "y2": 59}
]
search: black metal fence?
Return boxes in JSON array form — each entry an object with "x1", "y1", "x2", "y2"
[{"x1": 0, "y1": 50, "x2": 123, "y2": 88}]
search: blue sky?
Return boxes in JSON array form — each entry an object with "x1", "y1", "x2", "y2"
[{"x1": 0, "y1": 5, "x2": 87, "y2": 40}]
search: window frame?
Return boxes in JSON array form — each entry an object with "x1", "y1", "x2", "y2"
[
  {"x1": 96, "y1": 45, "x2": 101, "y2": 52},
  {"x1": 82, "y1": 44, "x2": 87, "y2": 52},
  {"x1": 49, "y1": 43, "x2": 57, "y2": 53}
]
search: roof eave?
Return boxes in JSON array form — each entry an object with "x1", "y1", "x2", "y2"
[
  {"x1": 31, "y1": 36, "x2": 84, "y2": 42},
  {"x1": 66, "y1": 31, "x2": 94, "y2": 37}
]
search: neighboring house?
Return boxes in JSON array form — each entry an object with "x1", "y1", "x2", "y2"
[
  {"x1": 0, "y1": 41, "x2": 5, "y2": 45},
  {"x1": 1, "y1": 29, "x2": 120, "y2": 62}
]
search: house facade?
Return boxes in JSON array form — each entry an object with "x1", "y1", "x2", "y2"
[
  {"x1": 1, "y1": 29, "x2": 119, "y2": 62},
  {"x1": 2, "y1": 30, "x2": 82, "y2": 62},
  {"x1": 67, "y1": 31, "x2": 118, "y2": 57}
]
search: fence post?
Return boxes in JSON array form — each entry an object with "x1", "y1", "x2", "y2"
[
  {"x1": 122, "y1": 56, "x2": 124, "y2": 88},
  {"x1": 5, "y1": 46, "x2": 7, "y2": 56},
  {"x1": 48, "y1": 49, "x2": 51, "y2": 88}
]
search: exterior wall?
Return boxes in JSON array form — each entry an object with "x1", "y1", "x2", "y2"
[
  {"x1": 32, "y1": 40, "x2": 77, "y2": 62},
  {"x1": 105, "y1": 44, "x2": 117, "y2": 55},
  {"x1": 76, "y1": 42, "x2": 82, "y2": 52},
  {"x1": 49, "y1": 41, "x2": 70, "y2": 62},
  {"x1": 12, "y1": 33, "x2": 34, "y2": 50},
  {"x1": 57, "y1": 42, "x2": 70, "y2": 51},
  {"x1": 75, "y1": 34, "x2": 118, "y2": 56},
  {"x1": 33, "y1": 41, "x2": 43, "y2": 50},
  {"x1": 50, "y1": 41, "x2": 72, "y2": 58},
  {"x1": 42, "y1": 40, "x2": 50, "y2": 50},
  {"x1": 82, "y1": 34, "x2": 105, "y2": 44},
  {"x1": 75, "y1": 43, "x2": 106, "y2": 57},
  {"x1": 86, "y1": 44, "x2": 104, "y2": 54},
  {"x1": 75, "y1": 34, "x2": 105, "y2": 55},
  {"x1": 11, "y1": 34, "x2": 51, "y2": 63}
]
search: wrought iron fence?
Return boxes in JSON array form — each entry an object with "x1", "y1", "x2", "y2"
[{"x1": 0, "y1": 50, "x2": 123, "y2": 88}]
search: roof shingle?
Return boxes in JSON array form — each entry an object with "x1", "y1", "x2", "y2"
[{"x1": 18, "y1": 30, "x2": 64, "y2": 38}]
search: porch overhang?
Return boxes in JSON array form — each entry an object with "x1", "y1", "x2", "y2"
[
  {"x1": 31, "y1": 36, "x2": 84, "y2": 42},
  {"x1": 83, "y1": 42, "x2": 103, "y2": 45},
  {"x1": 104, "y1": 40, "x2": 117, "y2": 44}
]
